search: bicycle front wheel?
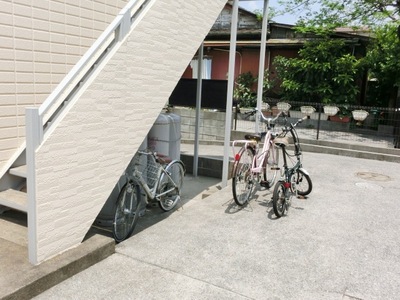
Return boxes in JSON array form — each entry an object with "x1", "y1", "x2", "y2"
[
  {"x1": 158, "y1": 161, "x2": 185, "y2": 212},
  {"x1": 232, "y1": 146, "x2": 255, "y2": 206},
  {"x1": 113, "y1": 182, "x2": 141, "y2": 243},
  {"x1": 295, "y1": 169, "x2": 312, "y2": 196},
  {"x1": 272, "y1": 181, "x2": 287, "y2": 218},
  {"x1": 263, "y1": 144, "x2": 279, "y2": 188}
]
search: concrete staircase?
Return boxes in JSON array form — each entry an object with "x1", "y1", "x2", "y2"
[{"x1": 0, "y1": 166, "x2": 27, "y2": 213}]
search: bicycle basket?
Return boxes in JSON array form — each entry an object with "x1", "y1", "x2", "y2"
[{"x1": 131, "y1": 152, "x2": 159, "y2": 189}]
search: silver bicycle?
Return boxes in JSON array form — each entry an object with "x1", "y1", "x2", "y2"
[{"x1": 112, "y1": 150, "x2": 185, "y2": 242}]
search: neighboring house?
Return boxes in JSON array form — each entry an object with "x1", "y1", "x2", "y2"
[{"x1": 182, "y1": 3, "x2": 371, "y2": 104}]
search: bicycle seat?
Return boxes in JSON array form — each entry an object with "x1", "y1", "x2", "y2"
[
  {"x1": 244, "y1": 134, "x2": 262, "y2": 142},
  {"x1": 156, "y1": 153, "x2": 172, "y2": 165},
  {"x1": 274, "y1": 137, "x2": 289, "y2": 147}
]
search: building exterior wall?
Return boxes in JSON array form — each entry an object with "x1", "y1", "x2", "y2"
[
  {"x1": 33, "y1": 0, "x2": 226, "y2": 263},
  {"x1": 0, "y1": 0, "x2": 127, "y2": 176}
]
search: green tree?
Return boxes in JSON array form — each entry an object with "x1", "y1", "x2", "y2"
[
  {"x1": 274, "y1": 0, "x2": 400, "y2": 107},
  {"x1": 364, "y1": 24, "x2": 400, "y2": 107},
  {"x1": 279, "y1": 0, "x2": 399, "y2": 28},
  {"x1": 274, "y1": 37, "x2": 360, "y2": 104},
  {"x1": 233, "y1": 72, "x2": 257, "y2": 107}
]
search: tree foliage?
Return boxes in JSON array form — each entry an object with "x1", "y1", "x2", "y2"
[
  {"x1": 272, "y1": 0, "x2": 400, "y2": 107},
  {"x1": 363, "y1": 23, "x2": 400, "y2": 106},
  {"x1": 274, "y1": 37, "x2": 360, "y2": 104},
  {"x1": 278, "y1": 0, "x2": 399, "y2": 28}
]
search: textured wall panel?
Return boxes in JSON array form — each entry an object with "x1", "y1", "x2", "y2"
[
  {"x1": 0, "y1": 0, "x2": 127, "y2": 176},
  {"x1": 34, "y1": 0, "x2": 226, "y2": 262}
]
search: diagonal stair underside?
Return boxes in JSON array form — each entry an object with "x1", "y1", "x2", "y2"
[{"x1": 29, "y1": 0, "x2": 227, "y2": 263}]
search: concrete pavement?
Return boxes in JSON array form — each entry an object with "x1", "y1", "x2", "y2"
[
  {"x1": 0, "y1": 174, "x2": 220, "y2": 300},
  {"x1": 32, "y1": 151, "x2": 400, "y2": 299}
]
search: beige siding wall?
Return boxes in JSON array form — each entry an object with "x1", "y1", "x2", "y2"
[
  {"x1": 0, "y1": 0, "x2": 127, "y2": 175},
  {"x1": 34, "y1": 0, "x2": 226, "y2": 263}
]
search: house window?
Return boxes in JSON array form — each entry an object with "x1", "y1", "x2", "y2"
[{"x1": 190, "y1": 56, "x2": 212, "y2": 79}]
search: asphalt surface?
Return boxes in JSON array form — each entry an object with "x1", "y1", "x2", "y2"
[{"x1": 33, "y1": 151, "x2": 400, "y2": 300}]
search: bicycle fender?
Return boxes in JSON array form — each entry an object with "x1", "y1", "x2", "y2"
[{"x1": 299, "y1": 167, "x2": 310, "y2": 176}]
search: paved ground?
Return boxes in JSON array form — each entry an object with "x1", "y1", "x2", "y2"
[
  {"x1": 0, "y1": 173, "x2": 220, "y2": 300},
  {"x1": 33, "y1": 152, "x2": 400, "y2": 299}
]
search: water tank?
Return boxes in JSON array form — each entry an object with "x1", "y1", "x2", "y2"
[{"x1": 148, "y1": 113, "x2": 181, "y2": 161}]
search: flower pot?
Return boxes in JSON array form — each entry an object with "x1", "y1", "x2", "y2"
[
  {"x1": 277, "y1": 102, "x2": 291, "y2": 112},
  {"x1": 352, "y1": 110, "x2": 369, "y2": 122},
  {"x1": 300, "y1": 106, "x2": 315, "y2": 116},
  {"x1": 330, "y1": 115, "x2": 351, "y2": 123},
  {"x1": 324, "y1": 106, "x2": 339, "y2": 116}
]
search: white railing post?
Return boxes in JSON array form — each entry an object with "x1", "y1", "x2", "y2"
[
  {"x1": 118, "y1": 7, "x2": 132, "y2": 41},
  {"x1": 26, "y1": 108, "x2": 43, "y2": 265}
]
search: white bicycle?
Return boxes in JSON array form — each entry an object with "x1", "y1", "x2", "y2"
[{"x1": 112, "y1": 150, "x2": 185, "y2": 242}]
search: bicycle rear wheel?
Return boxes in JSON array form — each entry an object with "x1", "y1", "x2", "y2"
[
  {"x1": 232, "y1": 146, "x2": 255, "y2": 206},
  {"x1": 295, "y1": 169, "x2": 312, "y2": 196},
  {"x1": 158, "y1": 161, "x2": 185, "y2": 212},
  {"x1": 113, "y1": 182, "x2": 141, "y2": 243},
  {"x1": 272, "y1": 181, "x2": 287, "y2": 218},
  {"x1": 263, "y1": 144, "x2": 279, "y2": 188}
]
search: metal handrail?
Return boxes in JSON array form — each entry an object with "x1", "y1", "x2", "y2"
[
  {"x1": 38, "y1": 0, "x2": 150, "y2": 134},
  {"x1": 25, "y1": 0, "x2": 151, "y2": 265}
]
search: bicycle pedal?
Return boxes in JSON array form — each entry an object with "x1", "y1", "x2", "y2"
[{"x1": 271, "y1": 167, "x2": 280, "y2": 170}]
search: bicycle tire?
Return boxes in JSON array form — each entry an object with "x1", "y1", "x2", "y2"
[
  {"x1": 295, "y1": 169, "x2": 312, "y2": 196},
  {"x1": 232, "y1": 146, "x2": 255, "y2": 206},
  {"x1": 263, "y1": 143, "x2": 279, "y2": 188},
  {"x1": 158, "y1": 161, "x2": 185, "y2": 212},
  {"x1": 272, "y1": 181, "x2": 287, "y2": 218},
  {"x1": 112, "y1": 181, "x2": 141, "y2": 243}
]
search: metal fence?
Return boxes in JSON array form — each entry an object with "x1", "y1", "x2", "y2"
[{"x1": 233, "y1": 100, "x2": 400, "y2": 149}]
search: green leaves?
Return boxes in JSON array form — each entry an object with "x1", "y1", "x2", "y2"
[{"x1": 274, "y1": 37, "x2": 361, "y2": 104}]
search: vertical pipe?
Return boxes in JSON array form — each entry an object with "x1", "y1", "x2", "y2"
[
  {"x1": 193, "y1": 43, "x2": 204, "y2": 177},
  {"x1": 316, "y1": 103, "x2": 321, "y2": 140},
  {"x1": 255, "y1": 0, "x2": 270, "y2": 133},
  {"x1": 26, "y1": 108, "x2": 43, "y2": 265},
  {"x1": 221, "y1": 0, "x2": 239, "y2": 187}
]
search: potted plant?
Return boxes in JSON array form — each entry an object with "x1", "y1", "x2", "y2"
[{"x1": 329, "y1": 106, "x2": 351, "y2": 123}]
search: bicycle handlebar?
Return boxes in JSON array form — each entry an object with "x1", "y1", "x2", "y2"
[{"x1": 244, "y1": 108, "x2": 282, "y2": 125}]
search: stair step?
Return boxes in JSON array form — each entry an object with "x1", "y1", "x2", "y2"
[
  {"x1": 0, "y1": 189, "x2": 28, "y2": 212},
  {"x1": 300, "y1": 143, "x2": 400, "y2": 163},
  {"x1": 9, "y1": 165, "x2": 27, "y2": 178}
]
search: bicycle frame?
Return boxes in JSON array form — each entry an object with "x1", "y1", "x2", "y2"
[
  {"x1": 130, "y1": 151, "x2": 179, "y2": 202},
  {"x1": 278, "y1": 116, "x2": 310, "y2": 190},
  {"x1": 232, "y1": 109, "x2": 280, "y2": 175}
]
